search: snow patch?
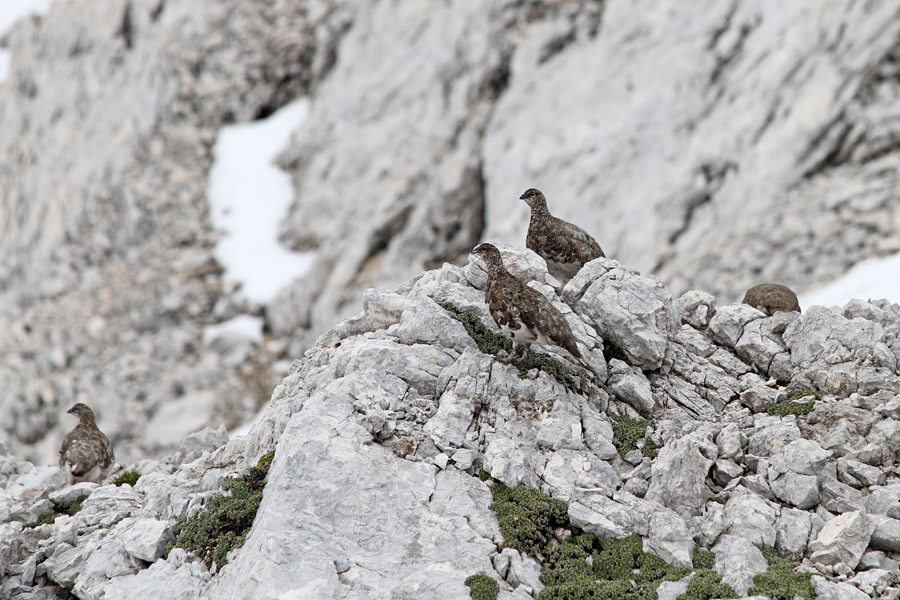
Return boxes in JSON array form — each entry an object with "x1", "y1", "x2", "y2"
[
  {"x1": 800, "y1": 251, "x2": 900, "y2": 309},
  {"x1": 202, "y1": 315, "x2": 264, "y2": 346},
  {"x1": 208, "y1": 98, "x2": 314, "y2": 305}
]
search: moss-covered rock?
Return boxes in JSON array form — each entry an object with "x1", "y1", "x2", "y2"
[
  {"x1": 24, "y1": 493, "x2": 89, "y2": 528},
  {"x1": 748, "y1": 551, "x2": 815, "y2": 600},
  {"x1": 610, "y1": 412, "x2": 660, "y2": 458},
  {"x1": 464, "y1": 573, "x2": 499, "y2": 600},
  {"x1": 676, "y1": 569, "x2": 736, "y2": 600},
  {"x1": 167, "y1": 451, "x2": 275, "y2": 568},
  {"x1": 491, "y1": 482, "x2": 569, "y2": 556},
  {"x1": 112, "y1": 470, "x2": 141, "y2": 487}
]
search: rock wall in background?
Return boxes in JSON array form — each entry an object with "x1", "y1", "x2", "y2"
[{"x1": 2, "y1": 0, "x2": 900, "y2": 466}]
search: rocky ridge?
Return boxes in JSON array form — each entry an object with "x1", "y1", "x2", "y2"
[
  {"x1": 5, "y1": 0, "x2": 900, "y2": 470},
  {"x1": 1, "y1": 245, "x2": 899, "y2": 599}
]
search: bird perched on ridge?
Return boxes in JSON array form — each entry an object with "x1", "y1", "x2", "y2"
[
  {"x1": 521, "y1": 188, "x2": 605, "y2": 287},
  {"x1": 742, "y1": 283, "x2": 801, "y2": 316},
  {"x1": 472, "y1": 242, "x2": 586, "y2": 367},
  {"x1": 59, "y1": 403, "x2": 115, "y2": 484}
]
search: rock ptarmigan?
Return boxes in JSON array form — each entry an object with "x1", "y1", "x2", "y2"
[
  {"x1": 472, "y1": 243, "x2": 585, "y2": 366},
  {"x1": 59, "y1": 403, "x2": 115, "y2": 484},
  {"x1": 521, "y1": 188, "x2": 604, "y2": 287},
  {"x1": 742, "y1": 283, "x2": 801, "y2": 316}
]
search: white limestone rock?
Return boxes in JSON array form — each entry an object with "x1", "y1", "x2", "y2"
[
  {"x1": 711, "y1": 534, "x2": 768, "y2": 597},
  {"x1": 810, "y1": 510, "x2": 876, "y2": 570}
]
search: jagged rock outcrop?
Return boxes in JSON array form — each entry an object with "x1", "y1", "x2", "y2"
[{"x1": 1, "y1": 247, "x2": 899, "y2": 599}]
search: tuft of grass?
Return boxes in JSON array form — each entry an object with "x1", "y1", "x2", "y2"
[
  {"x1": 603, "y1": 339, "x2": 629, "y2": 363},
  {"x1": 464, "y1": 573, "x2": 499, "y2": 600},
  {"x1": 166, "y1": 451, "x2": 275, "y2": 569},
  {"x1": 23, "y1": 511, "x2": 56, "y2": 529},
  {"x1": 768, "y1": 390, "x2": 819, "y2": 417},
  {"x1": 113, "y1": 470, "x2": 141, "y2": 487},
  {"x1": 748, "y1": 551, "x2": 814, "y2": 600},
  {"x1": 692, "y1": 548, "x2": 715, "y2": 571},
  {"x1": 677, "y1": 568, "x2": 736, "y2": 600},
  {"x1": 439, "y1": 302, "x2": 595, "y2": 394},
  {"x1": 51, "y1": 493, "x2": 88, "y2": 516},
  {"x1": 24, "y1": 493, "x2": 89, "y2": 528},
  {"x1": 611, "y1": 412, "x2": 660, "y2": 458},
  {"x1": 491, "y1": 482, "x2": 569, "y2": 556}
]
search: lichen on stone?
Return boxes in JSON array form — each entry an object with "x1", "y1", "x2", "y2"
[
  {"x1": 464, "y1": 573, "x2": 499, "y2": 600},
  {"x1": 166, "y1": 451, "x2": 275, "y2": 568},
  {"x1": 747, "y1": 550, "x2": 815, "y2": 600}
]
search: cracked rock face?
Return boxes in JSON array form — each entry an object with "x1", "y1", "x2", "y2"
[{"x1": 1, "y1": 246, "x2": 900, "y2": 598}]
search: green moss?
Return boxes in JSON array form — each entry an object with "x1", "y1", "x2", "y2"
[
  {"x1": 611, "y1": 413, "x2": 660, "y2": 458},
  {"x1": 112, "y1": 470, "x2": 141, "y2": 487},
  {"x1": 485, "y1": 481, "x2": 729, "y2": 600},
  {"x1": 768, "y1": 394, "x2": 816, "y2": 417},
  {"x1": 167, "y1": 451, "x2": 274, "y2": 568},
  {"x1": 786, "y1": 389, "x2": 822, "y2": 401},
  {"x1": 677, "y1": 569, "x2": 736, "y2": 600},
  {"x1": 51, "y1": 493, "x2": 88, "y2": 516},
  {"x1": 464, "y1": 573, "x2": 499, "y2": 600},
  {"x1": 603, "y1": 339, "x2": 629, "y2": 363},
  {"x1": 439, "y1": 302, "x2": 595, "y2": 393},
  {"x1": 748, "y1": 551, "x2": 815, "y2": 600},
  {"x1": 23, "y1": 511, "x2": 56, "y2": 528},
  {"x1": 439, "y1": 302, "x2": 512, "y2": 356},
  {"x1": 691, "y1": 548, "x2": 715, "y2": 571},
  {"x1": 491, "y1": 482, "x2": 569, "y2": 556}
]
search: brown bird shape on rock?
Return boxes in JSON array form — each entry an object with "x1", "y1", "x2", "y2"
[
  {"x1": 59, "y1": 403, "x2": 115, "y2": 484},
  {"x1": 521, "y1": 188, "x2": 605, "y2": 287},
  {"x1": 472, "y1": 243, "x2": 586, "y2": 367},
  {"x1": 742, "y1": 283, "x2": 801, "y2": 316}
]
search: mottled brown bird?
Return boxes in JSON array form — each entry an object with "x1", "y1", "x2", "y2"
[
  {"x1": 742, "y1": 283, "x2": 801, "y2": 316},
  {"x1": 472, "y1": 243, "x2": 585, "y2": 366},
  {"x1": 521, "y1": 188, "x2": 605, "y2": 286},
  {"x1": 59, "y1": 403, "x2": 115, "y2": 484}
]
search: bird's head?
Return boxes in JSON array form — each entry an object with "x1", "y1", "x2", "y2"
[
  {"x1": 67, "y1": 403, "x2": 96, "y2": 424},
  {"x1": 519, "y1": 188, "x2": 547, "y2": 210},
  {"x1": 472, "y1": 242, "x2": 504, "y2": 271}
]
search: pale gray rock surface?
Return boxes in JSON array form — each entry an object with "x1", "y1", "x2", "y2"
[{"x1": 1, "y1": 236, "x2": 900, "y2": 599}]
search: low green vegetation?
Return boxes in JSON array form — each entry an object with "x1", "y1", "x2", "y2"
[
  {"x1": 166, "y1": 451, "x2": 275, "y2": 569},
  {"x1": 439, "y1": 302, "x2": 595, "y2": 394},
  {"x1": 768, "y1": 389, "x2": 820, "y2": 417},
  {"x1": 748, "y1": 551, "x2": 815, "y2": 600},
  {"x1": 24, "y1": 493, "x2": 89, "y2": 528},
  {"x1": 487, "y1": 480, "x2": 733, "y2": 600},
  {"x1": 602, "y1": 339, "x2": 629, "y2": 363},
  {"x1": 464, "y1": 573, "x2": 499, "y2": 600},
  {"x1": 491, "y1": 483, "x2": 569, "y2": 555},
  {"x1": 112, "y1": 470, "x2": 141, "y2": 487},
  {"x1": 611, "y1": 412, "x2": 661, "y2": 458}
]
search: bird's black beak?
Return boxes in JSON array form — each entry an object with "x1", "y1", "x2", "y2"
[
  {"x1": 67, "y1": 406, "x2": 75, "y2": 414},
  {"x1": 519, "y1": 192, "x2": 527, "y2": 200}
]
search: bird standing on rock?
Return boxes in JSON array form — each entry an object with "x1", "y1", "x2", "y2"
[
  {"x1": 742, "y1": 283, "x2": 801, "y2": 316},
  {"x1": 521, "y1": 188, "x2": 605, "y2": 287},
  {"x1": 59, "y1": 403, "x2": 115, "y2": 484},
  {"x1": 472, "y1": 243, "x2": 586, "y2": 367}
]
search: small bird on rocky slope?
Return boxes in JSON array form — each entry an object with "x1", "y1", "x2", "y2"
[
  {"x1": 59, "y1": 403, "x2": 115, "y2": 484},
  {"x1": 742, "y1": 283, "x2": 801, "y2": 316},
  {"x1": 521, "y1": 188, "x2": 605, "y2": 287},
  {"x1": 472, "y1": 242, "x2": 586, "y2": 367}
]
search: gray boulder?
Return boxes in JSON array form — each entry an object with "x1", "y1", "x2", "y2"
[{"x1": 809, "y1": 510, "x2": 876, "y2": 570}]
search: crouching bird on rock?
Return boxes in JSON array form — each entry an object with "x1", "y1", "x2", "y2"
[
  {"x1": 472, "y1": 242, "x2": 587, "y2": 368},
  {"x1": 742, "y1": 283, "x2": 801, "y2": 316},
  {"x1": 521, "y1": 188, "x2": 605, "y2": 288},
  {"x1": 59, "y1": 403, "x2": 115, "y2": 484}
]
